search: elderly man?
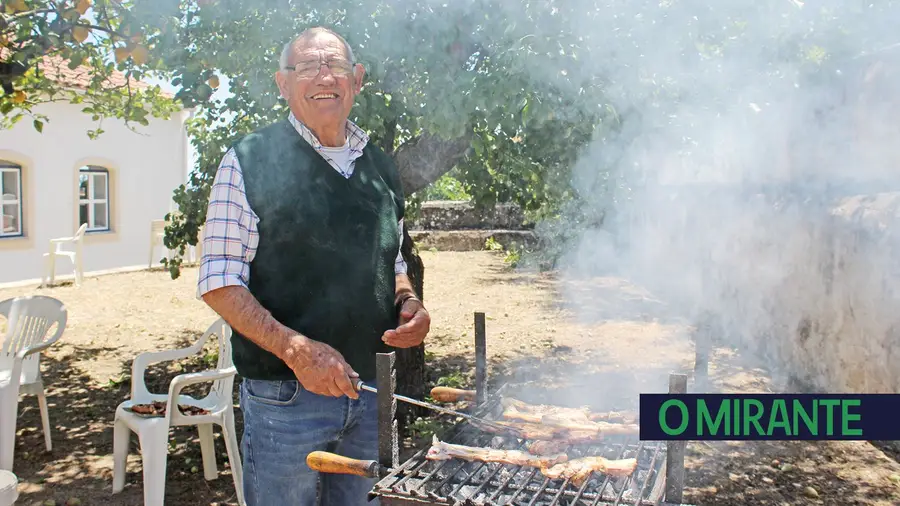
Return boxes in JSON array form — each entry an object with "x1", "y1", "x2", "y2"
[{"x1": 197, "y1": 26, "x2": 431, "y2": 506}]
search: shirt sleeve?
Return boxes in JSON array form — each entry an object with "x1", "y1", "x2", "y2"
[
  {"x1": 196, "y1": 148, "x2": 260, "y2": 299},
  {"x1": 395, "y1": 218, "x2": 408, "y2": 275}
]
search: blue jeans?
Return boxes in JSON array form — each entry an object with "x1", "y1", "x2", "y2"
[{"x1": 239, "y1": 378, "x2": 379, "y2": 506}]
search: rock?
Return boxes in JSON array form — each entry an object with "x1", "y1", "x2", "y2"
[
  {"x1": 771, "y1": 459, "x2": 781, "y2": 468},
  {"x1": 888, "y1": 474, "x2": 900, "y2": 484},
  {"x1": 780, "y1": 463, "x2": 794, "y2": 472},
  {"x1": 43, "y1": 500, "x2": 57, "y2": 506},
  {"x1": 803, "y1": 486, "x2": 819, "y2": 498},
  {"x1": 65, "y1": 498, "x2": 82, "y2": 506},
  {"x1": 762, "y1": 477, "x2": 774, "y2": 484}
]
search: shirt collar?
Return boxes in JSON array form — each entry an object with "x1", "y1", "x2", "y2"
[{"x1": 288, "y1": 112, "x2": 369, "y2": 153}]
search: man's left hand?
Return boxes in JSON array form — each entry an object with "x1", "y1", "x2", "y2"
[{"x1": 382, "y1": 298, "x2": 430, "y2": 348}]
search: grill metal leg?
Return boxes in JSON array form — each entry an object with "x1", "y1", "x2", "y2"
[
  {"x1": 665, "y1": 373, "x2": 687, "y2": 504},
  {"x1": 377, "y1": 352, "x2": 399, "y2": 470},
  {"x1": 474, "y1": 312, "x2": 487, "y2": 405}
]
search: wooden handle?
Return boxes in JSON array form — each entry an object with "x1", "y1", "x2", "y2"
[
  {"x1": 430, "y1": 387, "x2": 477, "y2": 403},
  {"x1": 307, "y1": 451, "x2": 379, "y2": 478}
]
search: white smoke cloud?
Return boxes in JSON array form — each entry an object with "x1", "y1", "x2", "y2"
[{"x1": 542, "y1": 0, "x2": 900, "y2": 393}]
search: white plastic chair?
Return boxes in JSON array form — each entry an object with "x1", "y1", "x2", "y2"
[
  {"x1": 0, "y1": 295, "x2": 67, "y2": 472},
  {"x1": 1, "y1": 214, "x2": 15, "y2": 234},
  {"x1": 112, "y1": 319, "x2": 244, "y2": 506},
  {"x1": 148, "y1": 219, "x2": 172, "y2": 269},
  {"x1": 42, "y1": 223, "x2": 88, "y2": 287},
  {"x1": 0, "y1": 469, "x2": 17, "y2": 506}
]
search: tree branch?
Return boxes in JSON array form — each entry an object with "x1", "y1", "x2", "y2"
[
  {"x1": 78, "y1": 22, "x2": 130, "y2": 40},
  {"x1": 4, "y1": 8, "x2": 56, "y2": 23},
  {"x1": 392, "y1": 131, "x2": 472, "y2": 195}
]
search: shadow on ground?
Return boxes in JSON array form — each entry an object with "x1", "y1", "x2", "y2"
[
  {"x1": 683, "y1": 439, "x2": 900, "y2": 506},
  {"x1": 11, "y1": 334, "x2": 243, "y2": 506},
  {"x1": 420, "y1": 347, "x2": 900, "y2": 506},
  {"x1": 9, "y1": 327, "x2": 900, "y2": 506}
]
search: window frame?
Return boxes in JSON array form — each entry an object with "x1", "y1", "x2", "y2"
[
  {"x1": 78, "y1": 165, "x2": 110, "y2": 233},
  {"x1": 0, "y1": 162, "x2": 23, "y2": 238}
]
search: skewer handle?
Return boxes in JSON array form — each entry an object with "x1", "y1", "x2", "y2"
[
  {"x1": 307, "y1": 451, "x2": 383, "y2": 479},
  {"x1": 430, "y1": 387, "x2": 477, "y2": 402}
]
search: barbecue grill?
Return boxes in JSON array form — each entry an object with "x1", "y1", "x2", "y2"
[{"x1": 313, "y1": 312, "x2": 694, "y2": 506}]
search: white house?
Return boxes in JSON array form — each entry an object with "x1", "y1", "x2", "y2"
[{"x1": 0, "y1": 57, "x2": 193, "y2": 286}]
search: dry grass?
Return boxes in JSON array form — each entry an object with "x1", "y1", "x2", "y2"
[{"x1": 0, "y1": 251, "x2": 898, "y2": 505}]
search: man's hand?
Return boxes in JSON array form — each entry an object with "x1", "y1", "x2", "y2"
[
  {"x1": 382, "y1": 297, "x2": 430, "y2": 348},
  {"x1": 280, "y1": 335, "x2": 360, "y2": 399}
]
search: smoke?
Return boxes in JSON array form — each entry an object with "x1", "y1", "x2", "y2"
[
  {"x1": 162, "y1": 0, "x2": 900, "y2": 396},
  {"x1": 537, "y1": 1, "x2": 900, "y2": 393},
  {"x1": 331, "y1": 0, "x2": 900, "y2": 396}
]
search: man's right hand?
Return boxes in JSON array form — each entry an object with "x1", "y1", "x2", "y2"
[{"x1": 279, "y1": 335, "x2": 360, "y2": 399}]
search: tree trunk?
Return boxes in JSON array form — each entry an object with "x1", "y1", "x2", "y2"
[
  {"x1": 393, "y1": 132, "x2": 472, "y2": 195},
  {"x1": 388, "y1": 129, "x2": 470, "y2": 428},
  {"x1": 395, "y1": 221, "x2": 428, "y2": 427}
]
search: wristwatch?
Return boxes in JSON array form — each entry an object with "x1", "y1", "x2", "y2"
[{"x1": 395, "y1": 293, "x2": 421, "y2": 315}]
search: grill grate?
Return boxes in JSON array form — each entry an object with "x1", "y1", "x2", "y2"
[
  {"x1": 367, "y1": 315, "x2": 691, "y2": 506},
  {"x1": 372, "y1": 390, "x2": 671, "y2": 506}
]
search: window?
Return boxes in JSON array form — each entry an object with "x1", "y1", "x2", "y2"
[
  {"x1": 1, "y1": 162, "x2": 23, "y2": 238},
  {"x1": 79, "y1": 166, "x2": 109, "y2": 232}
]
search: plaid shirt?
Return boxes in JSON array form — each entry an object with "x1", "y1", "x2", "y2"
[{"x1": 197, "y1": 113, "x2": 407, "y2": 298}]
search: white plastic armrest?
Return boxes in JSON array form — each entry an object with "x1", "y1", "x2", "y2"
[
  {"x1": 167, "y1": 367, "x2": 237, "y2": 405},
  {"x1": 50, "y1": 237, "x2": 75, "y2": 244},
  {"x1": 15, "y1": 323, "x2": 66, "y2": 360},
  {"x1": 16, "y1": 340, "x2": 56, "y2": 360},
  {"x1": 131, "y1": 346, "x2": 204, "y2": 382}
]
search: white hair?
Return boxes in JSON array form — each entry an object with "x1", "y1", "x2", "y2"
[{"x1": 279, "y1": 27, "x2": 355, "y2": 71}]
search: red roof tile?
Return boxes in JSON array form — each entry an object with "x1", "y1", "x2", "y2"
[{"x1": 2, "y1": 48, "x2": 175, "y2": 99}]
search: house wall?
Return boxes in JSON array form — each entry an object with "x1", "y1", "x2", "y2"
[
  {"x1": 618, "y1": 190, "x2": 900, "y2": 394},
  {"x1": 0, "y1": 101, "x2": 192, "y2": 285}
]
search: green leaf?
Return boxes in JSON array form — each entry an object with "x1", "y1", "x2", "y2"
[{"x1": 33, "y1": 119, "x2": 43, "y2": 133}]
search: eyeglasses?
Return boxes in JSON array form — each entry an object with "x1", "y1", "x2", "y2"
[{"x1": 283, "y1": 60, "x2": 355, "y2": 78}]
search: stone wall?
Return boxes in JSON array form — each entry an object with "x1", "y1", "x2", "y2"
[
  {"x1": 618, "y1": 189, "x2": 900, "y2": 393},
  {"x1": 409, "y1": 200, "x2": 529, "y2": 231},
  {"x1": 408, "y1": 200, "x2": 535, "y2": 251}
]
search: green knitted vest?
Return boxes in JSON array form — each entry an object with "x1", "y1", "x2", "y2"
[{"x1": 230, "y1": 119, "x2": 404, "y2": 381}]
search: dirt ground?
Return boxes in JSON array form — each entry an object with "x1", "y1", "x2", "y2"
[{"x1": 1, "y1": 250, "x2": 899, "y2": 506}]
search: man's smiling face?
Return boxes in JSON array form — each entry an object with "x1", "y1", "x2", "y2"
[{"x1": 275, "y1": 30, "x2": 364, "y2": 145}]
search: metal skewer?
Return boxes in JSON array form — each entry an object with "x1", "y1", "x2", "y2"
[{"x1": 354, "y1": 380, "x2": 509, "y2": 432}]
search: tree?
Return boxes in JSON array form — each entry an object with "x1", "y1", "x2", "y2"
[
  {"x1": 152, "y1": 0, "x2": 898, "y2": 408},
  {"x1": 148, "y1": 0, "x2": 609, "y2": 413},
  {"x1": 0, "y1": 0, "x2": 181, "y2": 136},
  {"x1": 8, "y1": 0, "x2": 894, "y2": 414},
  {"x1": 157, "y1": 0, "x2": 610, "y2": 277}
]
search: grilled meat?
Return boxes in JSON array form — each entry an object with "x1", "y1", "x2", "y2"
[
  {"x1": 540, "y1": 414, "x2": 641, "y2": 436},
  {"x1": 501, "y1": 398, "x2": 638, "y2": 424},
  {"x1": 426, "y1": 437, "x2": 637, "y2": 486},
  {"x1": 541, "y1": 456, "x2": 638, "y2": 485},
  {"x1": 471, "y1": 415, "x2": 638, "y2": 442},
  {"x1": 128, "y1": 401, "x2": 209, "y2": 417},
  {"x1": 426, "y1": 436, "x2": 568, "y2": 467},
  {"x1": 526, "y1": 440, "x2": 570, "y2": 456}
]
